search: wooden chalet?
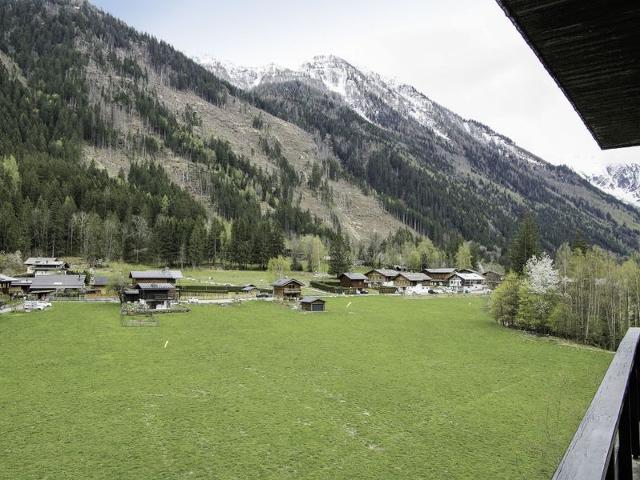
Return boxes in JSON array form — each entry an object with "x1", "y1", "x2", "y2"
[
  {"x1": 0, "y1": 274, "x2": 17, "y2": 295},
  {"x1": 424, "y1": 268, "x2": 457, "y2": 286},
  {"x1": 338, "y1": 272, "x2": 368, "y2": 289},
  {"x1": 272, "y1": 278, "x2": 304, "y2": 299},
  {"x1": 300, "y1": 296, "x2": 326, "y2": 312},
  {"x1": 24, "y1": 257, "x2": 67, "y2": 275},
  {"x1": 136, "y1": 283, "x2": 176, "y2": 309},
  {"x1": 129, "y1": 270, "x2": 183, "y2": 285},
  {"x1": 9, "y1": 278, "x2": 32, "y2": 296},
  {"x1": 482, "y1": 271, "x2": 503, "y2": 289},
  {"x1": 365, "y1": 268, "x2": 398, "y2": 285},
  {"x1": 394, "y1": 272, "x2": 431, "y2": 288}
]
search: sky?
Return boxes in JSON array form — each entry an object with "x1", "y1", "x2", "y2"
[{"x1": 92, "y1": 0, "x2": 639, "y2": 174}]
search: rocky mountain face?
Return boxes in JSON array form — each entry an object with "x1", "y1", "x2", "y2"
[
  {"x1": 588, "y1": 163, "x2": 640, "y2": 209},
  {"x1": 200, "y1": 55, "x2": 640, "y2": 254}
]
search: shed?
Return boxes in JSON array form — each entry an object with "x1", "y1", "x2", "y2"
[{"x1": 300, "y1": 296, "x2": 326, "y2": 312}]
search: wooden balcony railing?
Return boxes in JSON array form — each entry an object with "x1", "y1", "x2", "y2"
[{"x1": 553, "y1": 328, "x2": 640, "y2": 480}]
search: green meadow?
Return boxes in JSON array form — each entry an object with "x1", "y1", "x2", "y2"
[{"x1": 0, "y1": 296, "x2": 611, "y2": 479}]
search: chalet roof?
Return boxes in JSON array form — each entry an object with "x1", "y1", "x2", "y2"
[
  {"x1": 136, "y1": 283, "x2": 176, "y2": 290},
  {"x1": 365, "y1": 268, "x2": 399, "y2": 278},
  {"x1": 272, "y1": 278, "x2": 304, "y2": 287},
  {"x1": 11, "y1": 278, "x2": 32, "y2": 287},
  {"x1": 92, "y1": 276, "x2": 109, "y2": 287},
  {"x1": 496, "y1": 1, "x2": 640, "y2": 149},
  {"x1": 396, "y1": 272, "x2": 431, "y2": 282},
  {"x1": 339, "y1": 272, "x2": 368, "y2": 281},
  {"x1": 457, "y1": 272, "x2": 485, "y2": 281},
  {"x1": 424, "y1": 268, "x2": 456, "y2": 274},
  {"x1": 241, "y1": 285, "x2": 257, "y2": 292},
  {"x1": 0, "y1": 274, "x2": 17, "y2": 282},
  {"x1": 30, "y1": 274, "x2": 85, "y2": 290},
  {"x1": 300, "y1": 296, "x2": 325, "y2": 304},
  {"x1": 24, "y1": 257, "x2": 64, "y2": 266},
  {"x1": 129, "y1": 270, "x2": 183, "y2": 280}
]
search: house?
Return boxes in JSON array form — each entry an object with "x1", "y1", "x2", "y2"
[
  {"x1": 272, "y1": 278, "x2": 304, "y2": 299},
  {"x1": 338, "y1": 272, "x2": 368, "y2": 289},
  {"x1": 24, "y1": 257, "x2": 67, "y2": 275},
  {"x1": 87, "y1": 276, "x2": 109, "y2": 296},
  {"x1": 445, "y1": 272, "x2": 485, "y2": 290},
  {"x1": 482, "y1": 271, "x2": 503, "y2": 289},
  {"x1": 300, "y1": 296, "x2": 326, "y2": 312},
  {"x1": 135, "y1": 283, "x2": 177, "y2": 309},
  {"x1": 394, "y1": 272, "x2": 431, "y2": 288},
  {"x1": 424, "y1": 268, "x2": 457, "y2": 286},
  {"x1": 0, "y1": 274, "x2": 17, "y2": 295},
  {"x1": 9, "y1": 278, "x2": 32, "y2": 296},
  {"x1": 365, "y1": 268, "x2": 399, "y2": 285},
  {"x1": 129, "y1": 270, "x2": 183, "y2": 285},
  {"x1": 29, "y1": 274, "x2": 86, "y2": 298},
  {"x1": 457, "y1": 272, "x2": 486, "y2": 288}
]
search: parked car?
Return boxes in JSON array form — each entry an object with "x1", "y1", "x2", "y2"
[
  {"x1": 24, "y1": 301, "x2": 52, "y2": 311},
  {"x1": 428, "y1": 289, "x2": 439, "y2": 295}
]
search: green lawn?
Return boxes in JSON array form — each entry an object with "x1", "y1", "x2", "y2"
[{"x1": 0, "y1": 296, "x2": 611, "y2": 479}]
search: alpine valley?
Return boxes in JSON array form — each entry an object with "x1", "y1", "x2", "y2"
[{"x1": 0, "y1": 0, "x2": 638, "y2": 268}]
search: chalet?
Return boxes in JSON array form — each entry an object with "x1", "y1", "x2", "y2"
[
  {"x1": 24, "y1": 257, "x2": 67, "y2": 275},
  {"x1": 272, "y1": 278, "x2": 304, "y2": 299},
  {"x1": 394, "y1": 272, "x2": 431, "y2": 288},
  {"x1": 29, "y1": 274, "x2": 86, "y2": 298},
  {"x1": 482, "y1": 271, "x2": 503, "y2": 289},
  {"x1": 9, "y1": 278, "x2": 32, "y2": 296},
  {"x1": 338, "y1": 272, "x2": 368, "y2": 289},
  {"x1": 87, "y1": 276, "x2": 109, "y2": 296},
  {"x1": 0, "y1": 274, "x2": 17, "y2": 295},
  {"x1": 445, "y1": 272, "x2": 485, "y2": 290},
  {"x1": 135, "y1": 283, "x2": 177, "y2": 309},
  {"x1": 300, "y1": 296, "x2": 326, "y2": 312},
  {"x1": 424, "y1": 268, "x2": 457, "y2": 286},
  {"x1": 129, "y1": 270, "x2": 183, "y2": 285},
  {"x1": 457, "y1": 272, "x2": 486, "y2": 288},
  {"x1": 365, "y1": 268, "x2": 398, "y2": 285}
]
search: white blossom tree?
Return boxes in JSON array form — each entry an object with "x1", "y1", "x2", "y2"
[{"x1": 524, "y1": 253, "x2": 560, "y2": 294}]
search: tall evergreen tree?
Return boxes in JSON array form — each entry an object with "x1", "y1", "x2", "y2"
[{"x1": 509, "y1": 213, "x2": 541, "y2": 273}]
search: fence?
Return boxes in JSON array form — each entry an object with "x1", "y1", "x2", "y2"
[{"x1": 553, "y1": 327, "x2": 640, "y2": 479}]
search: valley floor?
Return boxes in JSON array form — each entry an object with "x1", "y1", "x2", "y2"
[{"x1": 0, "y1": 296, "x2": 610, "y2": 479}]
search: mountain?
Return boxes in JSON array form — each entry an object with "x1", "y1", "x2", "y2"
[
  {"x1": 587, "y1": 163, "x2": 640, "y2": 209},
  {"x1": 200, "y1": 55, "x2": 544, "y2": 166},
  {"x1": 0, "y1": 0, "x2": 638, "y2": 268},
  {"x1": 200, "y1": 54, "x2": 640, "y2": 255}
]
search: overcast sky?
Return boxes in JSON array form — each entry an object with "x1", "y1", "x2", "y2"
[{"x1": 92, "y1": 0, "x2": 638, "y2": 173}]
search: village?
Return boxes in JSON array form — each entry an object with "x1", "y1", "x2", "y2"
[{"x1": 0, "y1": 256, "x2": 503, "y2": 314}]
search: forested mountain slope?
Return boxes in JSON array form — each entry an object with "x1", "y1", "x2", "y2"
[
  {"x1": 0, "y1": 0, "x2": 638, "y2": 266},
  {"x1": 203, "y1": 56, "x2": 640, "y2": 255}
]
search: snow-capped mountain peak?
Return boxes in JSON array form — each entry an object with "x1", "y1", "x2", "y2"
[{"x1": 587, "y1": 163, "x2": 640, "y2": 209}]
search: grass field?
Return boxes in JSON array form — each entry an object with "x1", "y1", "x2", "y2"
[{"x1": 0, "y1": 296, "x2": 611, "y2": 479}]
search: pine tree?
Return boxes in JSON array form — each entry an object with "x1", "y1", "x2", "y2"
[
  {"x1": 329, "y1": 232, "x2": 352, "y2": 276},
  {"x1": 188, "y1": 221, "x2": 207, "y2": 267},
  {"x1": 509, "y1": 213, "x2": 541, "y2": 273}
]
